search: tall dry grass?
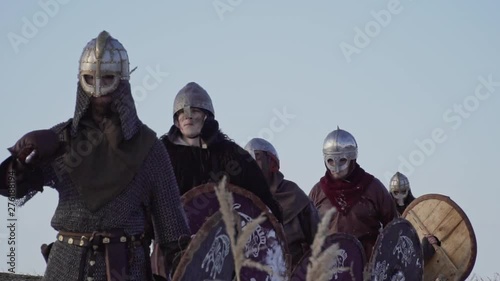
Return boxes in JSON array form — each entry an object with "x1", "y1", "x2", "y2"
[
  {"x1": 214, "y1": 175, "x2": 273, "y2": 281},
  {"x1": 306, "y1": 207, "x2": 351, "y2": 281}
]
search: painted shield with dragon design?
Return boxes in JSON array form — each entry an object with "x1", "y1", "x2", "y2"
[
  {"x1": 368, "y1": 218, "x2": 424, "y2": 281},
  {"x1": 181, "y1": 182, "x2": 291, "y2": 281},
  {"x1": 290, "y1": 233, "x2": 366, "y2": 281},
  {"x1": 172, "y1": 211, "x2": 235, "y2": 281}
]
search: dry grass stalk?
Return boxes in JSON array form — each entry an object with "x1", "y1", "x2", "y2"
[
  {"x1": 214, "y1": 175, "x2": 273, "y2": 281},
  {"x1": 362, "y1": 264, "x2": 371, "y2": 281},
  {"x1": 306, "y1": 207, "x2": 350, "y2": 281}
]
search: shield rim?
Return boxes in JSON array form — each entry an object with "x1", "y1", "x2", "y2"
[
  {"x1": 181, "y1": 182, "x2": 292, "y2": 276},
  {"x1": 368, "y1": 217, "x2": 424, "y2": 279},
  {"x1": 401, "y1": 193, "x2": 477, "y2": 281},
  {"x1": 172, "y1": 210, "x2": 235, "y2": 281},
  {"x1": 181, "y1": 182, "x2": 286, "y2": 241},
  {"x1": 291, "y1": 232, "x2": 367, "y2": 278}
]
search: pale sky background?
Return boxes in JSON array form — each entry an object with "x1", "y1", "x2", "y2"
[{"x1": 0, "y1": 0, "x2": 499, "y2": 278}]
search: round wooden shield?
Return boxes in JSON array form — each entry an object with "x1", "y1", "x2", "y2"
[
  {"x1": 181, "y1": 183, "x2": 291, "y2": 281},
  {"x1": 402, "y1": 193, "x2": 477, "y2": 281},
  {"x1": 172, "y1": 211, "x2": 235, "y2": 281},
  {"x1": 290, "y1": 233, "x2": 366, "y2": 281},
  {"x1": 368, "y1": 218, "x2": 424, "y2": 281}
]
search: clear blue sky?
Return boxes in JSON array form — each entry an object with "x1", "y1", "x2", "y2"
[{"x1": 1, "y1": 0, "x2": 499, "y2": 278}]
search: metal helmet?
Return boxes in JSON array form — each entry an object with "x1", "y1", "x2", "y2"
[
  {"x1": 173, "y1": 82, "x2": 215, "y2": 120},
  {"x1": 389, "y1": 172, "x2": 410, "y2": 206},
  {"x1": 244, "y1": 138, "x2": 279, "y2": 164},
  {"x1": 322, "y1": 127, "x2": 358, "y2": 174},
  {"x1": 78, "y1": 30, "x2": 130, "y2": 97}
]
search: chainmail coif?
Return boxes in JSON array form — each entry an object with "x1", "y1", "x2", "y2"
[{"x1": 13, "y1": 81, "x2": 191, "y2": 281}]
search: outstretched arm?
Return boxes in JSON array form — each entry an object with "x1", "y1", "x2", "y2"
[
  {"x1": 0, "y1": 127, "x2": 64, "y2": 200},
  {"x1": 0, "y1": 156, "x2": 44, "y2": 198}
]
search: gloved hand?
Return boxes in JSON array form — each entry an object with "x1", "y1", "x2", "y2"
[
  {"x1": 40, "y1": 242, "x2": 54, "y2": 263},
  {"x1": 422, "y1": 234, "x2": 441, "y2": 262},
  {"x1": 161, "y1": 235, "x2": 191, "y2": 277},
  {"x1": 8, "y1": 129, "x2": 63, "y2": 165},
  {"x1": 426, "y1": 235, "x2": 441, "y2": 246}
]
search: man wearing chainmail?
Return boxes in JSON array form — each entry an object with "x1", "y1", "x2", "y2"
[
  {"x1": 0, "y1": 31, "x2": 191, "y2": 281},
  {"x1": 150, "y1": 81, "x2": 283, "y2": 278},
  {"x1": 244, "y1": 138, "x2": 320, "y2": 268}
]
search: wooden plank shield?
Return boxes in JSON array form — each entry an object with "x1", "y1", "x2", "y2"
[
  {"x1": 290, "y1": 233, "x2": 366, "y2": 281},
  {"x1": 368, "y1": 218, "x2": 424, "y2": 281},
  {"x1": 172, "y1": 211, "x2": 235, "y2": 281},
  {"x1": 181, "y1": 183, "x2": 291, "y2": 281},
  {"x1": 402, "y1": 193, "x2": 477, "y2": 281}
]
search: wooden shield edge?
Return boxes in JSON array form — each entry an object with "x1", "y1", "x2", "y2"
[
  {"x1": 401, "y1": 193, "x2": 477, "y2": 280},
  {"x1": 181, "y1": 182, "x2": 292, "y2": 274}
]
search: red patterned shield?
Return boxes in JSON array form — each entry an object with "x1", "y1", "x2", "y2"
[{"x1": 290, "y1": 233, "x2": 366, "y2": 281}]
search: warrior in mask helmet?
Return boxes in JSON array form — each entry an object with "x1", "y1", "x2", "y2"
[
  {"x1": 389, "y1": 172, "x2": 416, "y2": 216},
  {"x1": 308, "y1": 127, "x2": 398, "y2": 259},
  {"x1": 0, "y1": 31, "x2": 191, "y2": 281},
  {"x1": 150, "y1": 82, "x2": 283, "y2": 278},
  {"x1": 389, "y1": 171, "x2": 441, "y2": 261},
  {"x1": 244, "y1": 138, "x2": 320, "y2": 268}
]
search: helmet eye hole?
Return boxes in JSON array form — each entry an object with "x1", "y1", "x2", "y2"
[
  {"x1": 102, "y1": 75, "x2": 115, "y2": 86},
  {"x1": 83, "y1": 75, "x2": 116, "y2": 87},
  {"x1": 326, "y1": 157, "x2": 348, "y2": 166},
  {"x1": 83, "y1": 75, "x2": 94, "y2": 85}
]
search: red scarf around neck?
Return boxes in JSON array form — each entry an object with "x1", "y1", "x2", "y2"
[{"x1": 319, "y1": 163, "x2": 374, "y2": 215}]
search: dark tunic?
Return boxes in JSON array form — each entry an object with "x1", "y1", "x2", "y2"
[{"x1": 160, "y1": 125, "x2": 283, "y2": 222}]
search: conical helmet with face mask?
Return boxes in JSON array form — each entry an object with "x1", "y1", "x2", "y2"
[
  {"x1": 78, "y1": 30, "x2": 130, "y2": 97},
  {"x1": 72, "y1": 31, "x2": 141, "y2": 140},
  {"x1": 322, "y1": 127, "x2": 358, "y2": 179},
  {"x1": 389, "y1": 172, "x2": 410, "y2": 206}
]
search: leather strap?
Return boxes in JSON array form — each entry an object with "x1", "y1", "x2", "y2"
[
  {"x1": 56, "y1": 231, "x2": 144, "y2": 248},
  {"x1": 57, "y1": 230, "x2": 146, "y2": 281}
]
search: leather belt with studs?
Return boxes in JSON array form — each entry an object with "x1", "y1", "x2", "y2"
[
  {"x1": 56, "y1": 231, "x2": 144, "y2": 248},
  {"x1": 56, "y1": 231, "x2": 148, "y2": 281}
]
